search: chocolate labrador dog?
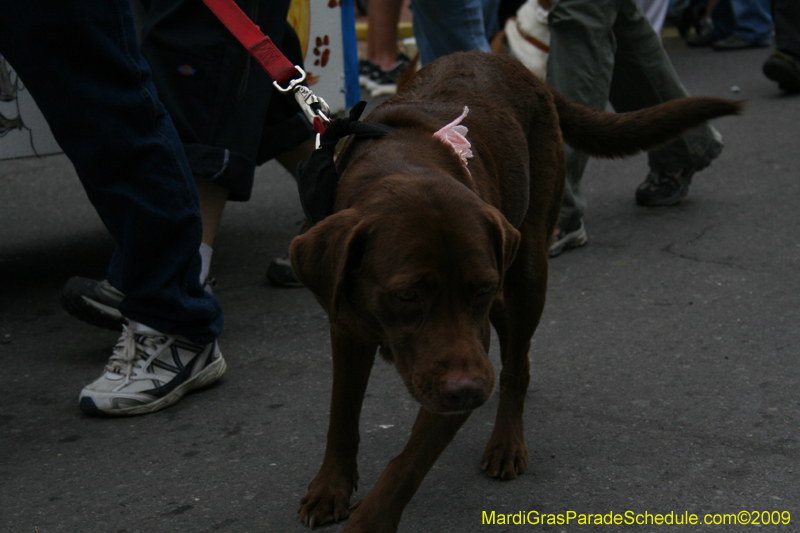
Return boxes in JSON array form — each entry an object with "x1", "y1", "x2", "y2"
[{"x1": 290, "y1": 51, "x2": 740, "y2": 532}]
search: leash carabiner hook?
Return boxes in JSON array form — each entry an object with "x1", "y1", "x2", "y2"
[{"x1": 274, "y1": 66, "x2": 331, "y2": 142}]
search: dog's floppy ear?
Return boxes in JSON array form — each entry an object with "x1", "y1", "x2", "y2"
[
  {"x1": 290, "y1": 209, "x2": 368, "y2": 320},
  {"x1": 483, "y1": 207, "x2": 521, "y2": 277}
]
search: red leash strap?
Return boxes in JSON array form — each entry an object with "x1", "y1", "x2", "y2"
[
  {"x1": 201, "y1": 0, "x2": 297, "y2": 88},
  {"x1": 202, "y1": 0, "x2": 331, "y2": 136}
]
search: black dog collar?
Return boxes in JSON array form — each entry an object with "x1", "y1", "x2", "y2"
[{"x1": 297, "y1": 101, "x2": 394, "y2": 225}]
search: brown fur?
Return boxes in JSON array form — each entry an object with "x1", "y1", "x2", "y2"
[{"x1": 291, "y1": 51, "x2": 741, "y2": 532}]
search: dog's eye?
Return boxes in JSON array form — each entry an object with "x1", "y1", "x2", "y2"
[
  {"x1": 477, "y1": 283, "x2": 497, "y2": 296},
  {"x1": 393, "y1": 289, "x2": 418, "y2": 302}
]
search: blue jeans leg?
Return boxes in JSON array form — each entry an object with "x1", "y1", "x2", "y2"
[
  {"x1": 714, "y1": 0, "x2": 773, "y2": 44},
  {"x1": 410, "y1": 0, "x2": 501, "y2": 65},
  {"x1": 0, "y1": 0, "x2": 223, "y2": 344},
  {"x1": 730, "y1": 0, "x2": 773, "y2": 44}
]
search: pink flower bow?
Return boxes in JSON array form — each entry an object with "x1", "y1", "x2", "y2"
[{"x1": 434, "y1": 106, "x2": 473, "y2": 168}]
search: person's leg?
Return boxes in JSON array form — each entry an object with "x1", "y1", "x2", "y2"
[
  {"x1": 367, "y1": 0, "x2": 405, "y2": 70},
  {"x1": 195, "y1": 178, "x2": 229, "y2": 246},
  {"x1": 637, "y1": 0, "x2": 670, "y2": 36},
  {"x1": 762, "y1": 0, "x2": 800, "y2": 92},
  {"x1": 0, "y1": 0, "x2": 226, "y2": 415},
  {"x1": 610, "y1": 0, "x2": 722, "y2": 172},
  {"x1": 143, "y1": 1, "x2": 312, "y2": 283},
  {"x1": 0, "y1": 0, "x2": 222, "y2": 342},
  {"x1": 547, "y1": 0, "x2": 619, "y2": 243},
  {"x1": 411, "y1": 0, "x2": 500, "y2": 65},
  {"x1": 710, "y1": 0, "x2": 736, "y2": 38},
  {"x1": 606, "y1": 0, "x2": 723, "y2": 205},
  {"x1": 773, "y1": 0, "x2": 800, "y2": 58},
  {"x1": 686, "y1": 0, "x2": 725, "y2": 46},
  {"x1": 141, "y1": 0, "x2": 293, "y2": 205},
  {"x1": 729, "y1": 0, "x2": 772, "y2": 44},
  {"x1": 57, "y1": 0, "x2": 273, "y2": 331},
  {"x1": 712, "y1": 0, "x2": 772, "y2": 49},
  {"x1": 194, "y1": 176, "x2": 229, "y2": 286},
  {"x1": 360, "y1": 0, "x2": 408, "y2": 97},
  {"x1": 275, "y1": 138, "x2": 316, "y2": 179},
  {"x1": 482, "y1": 0, "x2": 502, "y2": 38}
]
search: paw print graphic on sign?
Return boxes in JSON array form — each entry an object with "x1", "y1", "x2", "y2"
[{"x1": 313, "y1": 35, "x2": 330, "y2": 68}]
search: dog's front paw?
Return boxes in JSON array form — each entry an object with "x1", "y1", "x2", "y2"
[
  {"x1": 480, "y1": 432, "x2": 529, "y2": 480},
  {"x1": 298, "y1": 473, "x2": 356, "y2": 528}
]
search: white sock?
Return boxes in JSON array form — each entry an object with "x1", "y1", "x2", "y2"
[
  {"x1": 129, "y1": 320, "x2": 159, "y2": 334},
  {"x1": 199, "y1": 243, "x2": 213, "y2": 285}
]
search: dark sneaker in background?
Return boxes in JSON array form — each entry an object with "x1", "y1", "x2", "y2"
[
  {"x1": 266, "y1": 256, "x2": 303, "y2": 288},
  {"x1": 712, "y1": 35, "x2": 770, "y2": 51},
  {"x1": 266, "y1": 219, "x2": 309, "y2": 288},
  {"x1": 359, "y1": 53, "x2": 411, "y2": 97},
  {"x1": 636, "y1": 134, "x2": 723, "y2": 207},
  {"x1": 62, "y1": 277, "x2": 126, "y2": 330},
  {"x1": 62, "y1": 276, "x2": 216, "y2": 331},
  {"x1": 685, "y1": 19, "x2": 715, "y2": 47},
  {"x1": 635, "y1": 167, "x2": 696, "y2": 206},
  {"x1": 359, "y1": 58, "x2": 378, "y2": 88},
  {"x1": 763, "y1": 51, "x2": 800, "y2": 93}
]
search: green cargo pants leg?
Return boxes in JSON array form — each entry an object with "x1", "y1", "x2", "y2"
[{"x1": 547, "y1": 0, "x2": 723, "y2": 226}]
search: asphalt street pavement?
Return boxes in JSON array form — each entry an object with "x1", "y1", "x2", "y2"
[{"x1": 1, "y1": 37, "x2": 798, "y2": 533}]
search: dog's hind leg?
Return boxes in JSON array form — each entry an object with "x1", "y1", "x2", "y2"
[
  {"x1": 343, "y1": 407, "x2": 471, "y2": 533},
  {"x1": 299, "y1": 328, "x2": 377, "y2": 528}
]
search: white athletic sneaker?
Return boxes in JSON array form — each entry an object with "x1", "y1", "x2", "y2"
[{"x1": 79, "y1": 322, "x2": 226, "y2": 416}]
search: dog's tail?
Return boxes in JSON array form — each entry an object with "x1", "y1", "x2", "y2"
[{"x1": 551, "y1": 88, "x2": 744, "y2": 158}]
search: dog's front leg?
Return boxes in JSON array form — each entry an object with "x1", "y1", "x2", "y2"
[
  {"x1": 482, "y1": 238, "x2": 548, "y2": 479},
  {"x1": 342, "y1": 407, "x2": 471, "y2": 533},
  {"x1": 299, "y1": 325, "x2": 377, "y2": 528}
]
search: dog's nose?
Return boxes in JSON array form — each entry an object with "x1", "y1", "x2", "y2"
[{"x1": 441, "y1": 377, "x2": 486, "y2": 409}]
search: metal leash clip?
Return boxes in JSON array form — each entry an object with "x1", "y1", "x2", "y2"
[{"x1": 273, "y1": 66, "x2": 331, "y2": 147}]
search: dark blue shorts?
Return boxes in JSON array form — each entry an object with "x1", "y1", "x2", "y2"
[{"x1": 140, "y1": 0, "x2": 313, "y2": 201}]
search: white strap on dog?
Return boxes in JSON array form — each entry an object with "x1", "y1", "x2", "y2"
[{"x1": 434, "y1": 106, "x2": 473, "y2": 168}]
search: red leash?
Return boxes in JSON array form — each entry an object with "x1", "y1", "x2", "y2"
[{"x1": 201, "y1": 0, "x2": 331, "y2": 134}]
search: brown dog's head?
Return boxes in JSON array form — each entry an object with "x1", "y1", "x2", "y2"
[{"x1": 290, "y1": 173, "x2": 520, "y2": 414}]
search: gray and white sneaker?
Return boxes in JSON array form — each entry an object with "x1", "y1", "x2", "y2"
[
  {"x1": 62, "y1": 276, "x2": 216, "y2": 331},
  {"x1": 360, "y1": 53, "x2": 411, "y2": 97},
  {"x1": 79, "y1": 322, "x2": 226, "y2": 416},
  {"x1": 549, "y1": 218, "x2": 588, "y2": 257}
]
